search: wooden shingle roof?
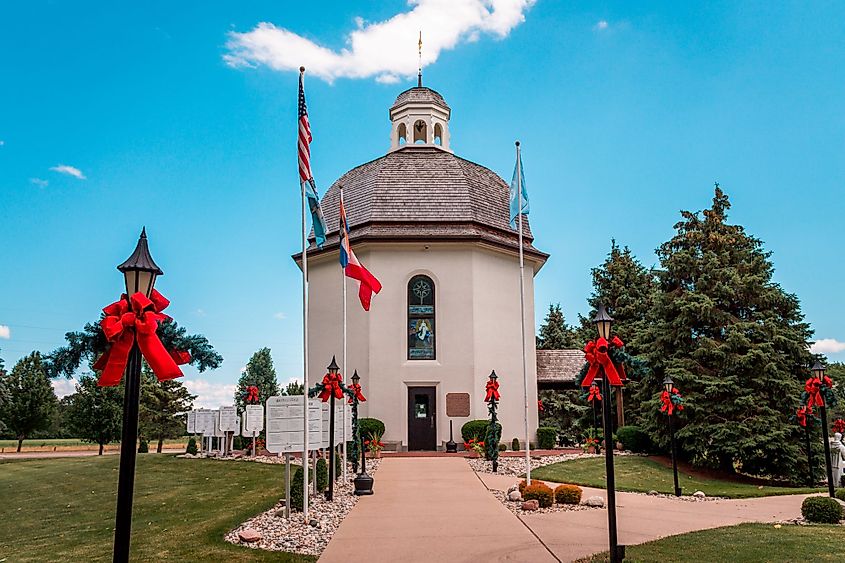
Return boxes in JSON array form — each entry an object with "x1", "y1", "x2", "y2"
[
  {"x1": 390, "y1": 87, "x2": 450, "y2": 113},
  {"x1": 536, "y1": 349, "x2": 584, "y2": 388}
]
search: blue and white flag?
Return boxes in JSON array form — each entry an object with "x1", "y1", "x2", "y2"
[{"x1": 509, "y1": 150, "x2": 529, "y2": 229}]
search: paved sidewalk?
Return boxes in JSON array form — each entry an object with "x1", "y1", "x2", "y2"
[
  {"x1": 480, "y1": 473, "x2": 810, "y2": 562},
  {"x1": 319, "y1": 457, "x2": 556, "y2": 563}
]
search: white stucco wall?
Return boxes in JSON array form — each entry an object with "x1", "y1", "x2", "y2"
[{"x1": 303, "y1": 241, "x2": 541, "y2": 449}]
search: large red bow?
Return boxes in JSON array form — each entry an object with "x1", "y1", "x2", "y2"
[
  {"x1": 485, "y1": 380, "x2": 500, "y2": 402},
  {"x1": 796, "y1": 406, "x2": 812, "y2": 428},
  {"x1": 93, "y1": 290, "x2": 189, "y2": 387},
  {"x1": 660, "y1": 388, "x2": 683, "y2": 416},
  {"x1": 833, "y1": 418, "x2": 845, "y2": 434},
  {"x1": 318, "y1": 373, "x2": 344, "y2": 402},
  {"x1": 587, "y1": 385, "x2": 602, "y2": 403},
  {"x1": 804, "y1": 377, "x2": 832, "y2": 408},
  {"x1": 581, "y1": 336, "x2": 624, "y2": 388},
  {"x1": 245, "y1": 385, "x2": 260, "y2": 404},
  {"x1": 348, "y1": 383, "x2": 366, "y2": 404}
]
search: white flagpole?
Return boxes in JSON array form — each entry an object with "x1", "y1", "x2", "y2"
[
  {"x1": 516, "y1": 141, "x2": 531, "y2": 485},
  {"x1": 300, "y1": 177, "x2": 310, "y2": 522},
  {"x1": 341, "y1": 187, "x2": 348, "y2": 481}
]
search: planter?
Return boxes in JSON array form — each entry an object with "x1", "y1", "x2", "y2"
[
  {"x1": 467, "y1": 451, "x2": 481, "y2": 458},
  {"x1": 367, "y1": 450, "x2": 382, "y2": 459},
  {"x1": 586, "y1": 446, "x2": 596, "y2": 454}
]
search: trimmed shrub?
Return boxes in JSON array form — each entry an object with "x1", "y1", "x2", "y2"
[
  {"x1": 232, "y1": 435, "x2": 245, "y2": 450},
  {"x1": 523, "y1": 483, "x2": 554, "y2": 508},
  {"x1": 186, "y1": 437, "x2": 198, "y2": 455},
  {"x1": 801, "y1": 496, "x2": 843, "y2": 524},
  {"x1": 512, "y1": 437, "x2": 520, "y2": 451},
  {"x1": 836, "y1": 489, "x2": 845, "y2": 502},
  {"x1": 518, "y1": 479, "x2": 529, "y2": 495},
  {"x1": 615, "y1": 425, "x2": 652, "y2": 453},
  {"x1": 462, "y1": 420, "x2": 490, "y2": 442},
  {"x1": 138, "y1": 439, "x2": 148, "y2": 453},
  {"x1": 335, "y1": 450, "x2": 342, "y2": 478},
  {"x1": 537, "y1": 427, "x2": 557, "y2": 450},
  {"x1": 554, "y1": 484, "x2": 583, "y2": 505},
  {"x1": 359, "y1": 418, "x2": 385, "y2": 442},
  {"x1": 498, "y1": 443, "x2": 507, "y2": 452},
  {"x1": 289, "y1": 466, "x2": 313, "y2": 512},
  {"x1": 316, "y1": 458, "x2": 328, "y2": 492}
]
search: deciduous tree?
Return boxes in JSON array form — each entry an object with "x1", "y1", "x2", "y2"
[
  {"x1": 140, "y1": 364, "x2": 196, "y2": 452},
  {"x1": 0, "y1": 352, "x2": 58, "y2": 452},
  {"x1": 65, "y1": 374, "x2": 123, "y2": 455}
]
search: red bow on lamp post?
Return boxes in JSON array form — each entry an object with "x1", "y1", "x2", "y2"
[
  {"x1": 796, "y1": 406, "x2": 813, "y2": 427},
  {"x1": 659, "y1": 388, "x2": 684, "y2": 416},
  {"x1": 537, "y1": 399, "x2": 544, "y2": 412},
  {"x1": 804, "y1": 376, "x2": 833, "y2": 408},
  {"x1": 484, "y1": 378, "x2": 500, "y2": 402},
  {"x1": 348, "y1": 383, "x2": 366, "y2": 405},
  {"x1": 581, "y1": 336, "x2": 625, "y2": 388},
  {"x1": 244, "y1": 386, "x2": 260, "y2": 404},
  {"x1": 93, "y1": 289, "x2": 190, "y2": 387},
  {"x1": 587, "y1": 385, "x2": 602, "y2": 403}
]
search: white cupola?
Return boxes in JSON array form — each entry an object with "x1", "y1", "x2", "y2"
[{"x1": 388, "y1": 77, "x2": 452, "y2": 153}]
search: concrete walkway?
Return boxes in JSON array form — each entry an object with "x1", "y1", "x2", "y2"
[
  {"x1": 319, "y1": 457, "x2": 557, "y2": 563},
  {"x1": 481, "y1": 473, "x2": 810, "y2": 562}
]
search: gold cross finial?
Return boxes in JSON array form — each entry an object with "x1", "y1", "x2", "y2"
[{"x1": 418, "y1": 31, "x2": 423, "y2": 87}]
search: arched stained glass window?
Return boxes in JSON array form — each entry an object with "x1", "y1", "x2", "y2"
[{"x1": 407, "y1": 275, "x2": 435, "y2": 360}]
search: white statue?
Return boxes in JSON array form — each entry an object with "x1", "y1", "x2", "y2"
[{"x1": 831, "y1": 432, "x2": 845, "y2": 488}]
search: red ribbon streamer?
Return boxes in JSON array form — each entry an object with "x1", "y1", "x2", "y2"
[
  {"x1": 660, "y1": 388, "x2": 683, "y2": 416},
  {"x1": 484, "y1": 380, "x2": 500, "y2": 402},
  {"x1": 804, "y1": 377, "x2": 832, "y2": 408},
  {"x1": 93, "y1": 290, "x2": 189, "y2": 387},
  {"x1": 581, "y1": 337, "x2": 624, "y2": 388},
  {"x1": 245, "y1": 386, "x2": 260, "y2": 404},
  {"x1": 318, "y1": 373, "x2": 344, "y2": 402},
  {"x1": 347, "y1": 383, "x2": 367, "y2": 404},
  {"x1": 587, "y1": 385, "x2": 602, "y2": 403},
  {"x1": 796, "y1": 406, "x2": 813, "y2": 428},
  {"x1": 537, "y1": 399, "x2": 544, "y2": 412}
]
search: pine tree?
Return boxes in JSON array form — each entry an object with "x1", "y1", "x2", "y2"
[
  {"x1": 65, "y1": 374, "x2": 124, "y2": 455},
  {"x1": 575, "y1": 241, "x2": 657, "y2": 353},
  {"x1": 284, "y1": 380, "x2": 305, "y2": 396},
  {"x1": 537, "y1": 304, "x2": 580, "y2": 349},
  {"x1": 637, "y1": 185, "x2": 813, "y2": 481},
  {"x1": 235, "y1": 348, "x2": 280, "y2": 411},
  {"x1": 0, "y1": 352, "x2": 58, "y2": 451},
  {"x1": 140, "y1": 364, "x2": 196, "y2": 452},
  {"x1": 0, "y1": 349, "x2": 8, "y2": 435}
]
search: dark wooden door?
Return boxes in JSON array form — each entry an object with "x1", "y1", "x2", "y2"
[{"x1": 408, "y1": 387, "x2": 437, "y2": 450}]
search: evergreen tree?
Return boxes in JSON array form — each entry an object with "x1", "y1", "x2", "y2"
[
  {"x1": 140, "y1": 364, "x2": 196, "y2": 453},
  {"x1": 45, "y1": 318, "x2": 223, "y2": 379},
  {"x1": 575, "y1": 241, "x2": 657, "y2": 353},
  {"x1": 235, "y1": 348, "x2": 279, "y2": 411},
  {"x1": 284, "y1": 380, "x2": 305, "y2": 396},
  {"x1": 0, "y1": 349, "x2": 8, "y2": 435},
  {"x1": 65, "y1": 374, "x2": 124, "y2": 455},
  {"x1": 637, "y1": 186, "x2": 813, "y2": 481},
  {"x1": 536, "y1": 304, "x2": 580, "y2": 349},
  {"x1": 0, "y1": 352, "x2": 58, "y2": 451}
]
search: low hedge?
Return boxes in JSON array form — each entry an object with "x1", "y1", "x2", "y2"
[
  {"x1": 554, "y1": 484, "x2": 583, "y2": 505},
  {"x1": 461, "y1": 420, "x2": 489, "y2": 442},
  {"x1": 615, "y1": 425, "x2": 652, "y2": 453},
  {"x1": 523, "y1": 483, "x2": 554, "y2": 508},
  {"x1": 537, "y1": 427, "x2": 557, "y2": 450},
  {"x1": 186, "y1": 437, "x2": 198, "y2": 455},
  {"x1": 512, "y1": 437, "x2": 520, "y2": 451},
  {"x1": 359, "y1": 418, "x2": 385, "y2": 440},
  {"x1": 801, "y1": 496, "x2": 843, "y2": 524},
  {"x1": 836, "y1": 489, "x2": 845, "y2": 502},
  {"x1": 316, "y1": 458, "x2": 328, "y2": 492}
]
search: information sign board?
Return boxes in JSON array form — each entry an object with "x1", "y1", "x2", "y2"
[{"x1": 265, "y1": 396, "x2": 322, "y2": 454}]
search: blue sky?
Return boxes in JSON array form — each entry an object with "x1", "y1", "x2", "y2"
[{"x1": 1, "y1": 1, "x2": 843, "y2": 407}]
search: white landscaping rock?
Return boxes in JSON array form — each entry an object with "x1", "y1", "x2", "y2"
[
  {"x1": 507, "y1": 490, "x2": 522, "y2": 502},
  {"x1": 693, "y1": 490, "x2": 706, "y2": 498},
  {"x1": 583, "y1": 496, "x2": 606, "y2": 508}
]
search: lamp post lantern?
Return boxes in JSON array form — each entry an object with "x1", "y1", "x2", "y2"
[
  {"x1": 326, "y1": 356, "x2": 340, "y2": 501},
  {"x1": 663, "y1": 375, "x2": 682, "y2": 497},
  {"x1": 113, "y1": 228, "x2": 163, "y2": 563},
  {"x1": 593, "y1": 304, "x2": 623, "y2": 563},
  {"x1": 812, "y1": 361, "x2": 836, "y2": 498}
]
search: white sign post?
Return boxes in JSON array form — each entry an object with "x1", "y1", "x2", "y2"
[
  {"x1": 186, "y1": 410, "x2": 196, "y2": 435},
  {"x1": 243, "y1": 404, "x2": 264, "y2": 457},
  {"x1": 219, "y1": 405, "x2": 239, "y2": 457},
  {"x1": 195, "y1": 409, "x2": 216, "y2": 454}
]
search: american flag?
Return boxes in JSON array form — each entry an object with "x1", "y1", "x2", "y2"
[{"x1": 298, "y1": 71, "x2": 313, "y2": 183}]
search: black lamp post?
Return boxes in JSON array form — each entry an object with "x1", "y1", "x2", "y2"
[
  {"x1": 350, "y1": 370, "x2": 361, "y2": 473},
  {"x1": 326, "y1": 356, "x2": 339, "y2": 501},
  {"x1": 113, "y1": 228, "x2": 163, "y2": 563},
  {"x1": 486, "y1": 370, "x2": 500, "y2": 473},
  {"x1": 591, "y1": 381, "x2": 601, "y2": 455},
  {"x1": 812, "y1": 361, "x2": 836, "y2": 498},
  {"x1": 593, "y1": 304, "x2": 623, "y2": 563},
  {"x1": 354, "y1": 434, "x2": 374, "y2": 495},
  {"x1": 663, "y1": 375, "x2": 682, "y2": 497}
]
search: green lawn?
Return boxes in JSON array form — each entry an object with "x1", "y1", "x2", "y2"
[
  {"x1": 532, "y1": 456, "x2": 822, "y2": 498},
  {"x1": 0, "y1": 455, "x2": 312, "y2": 562},
  {"x1": 0, "y1": 437, "x2": 188, "y2": 450},
  {"x1": 579, "y1": 523, "x2": 845, "y2": 562}
]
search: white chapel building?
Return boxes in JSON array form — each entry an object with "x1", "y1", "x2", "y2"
[{"x1": 297, "y1": 81, "x2": 549, "y2": 451}]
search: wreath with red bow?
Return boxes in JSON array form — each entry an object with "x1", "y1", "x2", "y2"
[
  {"x1": 801, "y1": 374, "x2": 837, "y2": 409},
  {"x1": 659, "y1": 387, "x2": 684, "y2": 416}
]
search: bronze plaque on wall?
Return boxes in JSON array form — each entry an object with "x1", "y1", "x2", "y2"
[{"x1": 445, "y1": 393, "x2": 470, "y2": 417}]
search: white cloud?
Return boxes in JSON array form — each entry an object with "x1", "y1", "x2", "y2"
[
  {"x1": 52, "y1": 378, "x2": 77, "y2": 398},
  {"x1": 273, "y1": 311, "x2": 287, "y2": 320},
  {"x1": 224, "y1": 0, "x2": 536, "y2": 83},
  {"x1": 0, "y1": 140, "x2": 5, "y2": 146},
  {"x1": 594, "y1": 20, "x2": 609, "y2": 31},
  {"x1": 50, "y1": 164, "x2": 86, "y2": 180},
  {"x1": 811, "y1": 338, "x2": 845, "y2": 355},
  {"x1": 30, "y1": 178, "x2": 49, "y2": 188},
  {"x1": 195, "y1": 308, "x2": 207, "y2": 317},
  {"x1": 183, "y1": 378, "x2": 238, "y2": 409},
  {"x1": 0, "y1": 325, "x2": 10, "y2": 339}
]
